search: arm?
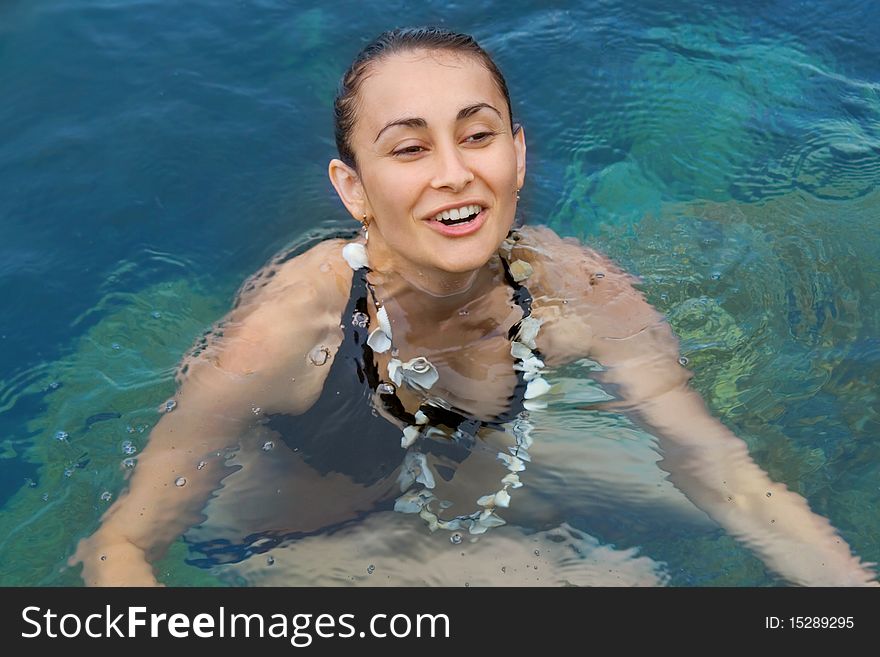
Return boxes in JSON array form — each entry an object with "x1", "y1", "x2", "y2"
[
  {"x1": 518, "y1": 226, "x2": 877, "y2": 586},
  {"x1": 70, "y1": 239, "x2": 353, "y2": 585}
]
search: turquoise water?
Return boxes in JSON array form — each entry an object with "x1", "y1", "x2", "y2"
[{"x1": 1, "y1": 0, "x2": 878, "y2": 585}]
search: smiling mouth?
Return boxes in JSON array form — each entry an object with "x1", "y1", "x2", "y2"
[
  {"x1": 430, "y1": 204, "x2": 484, "y2": 226},
  {"x1": 437, "y1": 212, "x2": 478, "y2": 226}
]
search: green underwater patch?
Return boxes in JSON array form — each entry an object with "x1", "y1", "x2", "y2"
[{"x1": 0, "y1": 277, "x2": 229, "y2": 585}]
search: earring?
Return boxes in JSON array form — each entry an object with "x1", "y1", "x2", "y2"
[
  {"x1": 515, "y1": 188, "x2": 521, "y2": 201},
  {"x1": 361, "y1": 212, "x2": 370, "y2": 241}
]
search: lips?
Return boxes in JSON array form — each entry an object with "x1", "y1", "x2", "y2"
[{"x1": 423, "y1": 207, "x2": 487, "y2": 237}]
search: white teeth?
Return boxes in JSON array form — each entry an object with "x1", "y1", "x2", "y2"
[{"x1": 432, "y1": 204, "x2": 482, "y2": 223}]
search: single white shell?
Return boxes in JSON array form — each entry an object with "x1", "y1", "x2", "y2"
[
  {"x1": 477, "y1": 510, "x2": 506, "y2": 528},
  {"x1": 477, "y1": 494, "x2": 496, "y2": 507},
  {"x1": 367, "y1": 328, "x2": 391, "y2": 353},
  {"x1": 412, "y1": 452, "x2": 435, "y2": 489},
  {"x1": 516, "y1": 430, "x2": 533, "y2": 450},
  {"x1": 494, "y1": 489, "x2": 511, "y2": 507},
  {"x1": 516, "y1": 316, "x2": 543, "y2": 349},
  {"x1": 398, "y1": 451, "x2": 419, "y2": 491},
  {"x1": 398, "y1": 356, "x2": 439, "y2": 390},
  {"x1": 510, "y1": 341, "x2": 533, "y2": 360},
  {"x1": 393, "y1": 490, "x2": 424, "y2": 514},
  {"x1": 469, "y1": 522, "x2": 490, "y2": 535},
  {"x1": 514, "y1": 355, "x2": 545, "y2": 372},
  {"x1": 376, "y1": 305, "x2": 393, "y2": 340},
  {"x1": 401, "y1": 425, "x2": 420, "y2": 448},
  {"x1": 497, "y1": 452, "x2": 525, "y2": 472},
  {"x1": 387, "y1": 358, "x2": 403, "y2": 386},
  {"x1": 419, "y1": 507, "x2": 439, "y2": 532},
  {"x1": 414, "y1": 410, "x2": 429, "y2": 425},
  {"x1": 525, "y1": 377, "x2": 551, "y2": 399},
  {"x1": 523, "y1": 399, "x2": 548, "y2": 411},
  {"x1": 342, "y1": 242, "x2": 369, "y2": 270},
  {"x1": 508, "y1": 446, "x2": 531, "y2": 462},
  {"x1": 501, "y1": 473, "x2": 523, "y2": 489},
  {"x1": 509, "y1": 259, "x2": 534, "y2": 282}
]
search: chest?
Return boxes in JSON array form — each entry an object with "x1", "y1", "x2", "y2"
[{"x1": 368, "y1": 298, "x2": 525, "y2": 422}]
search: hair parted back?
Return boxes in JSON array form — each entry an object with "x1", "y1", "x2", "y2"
[{"x1": 333, "y1": 26, "x2": 519, "y2": 171}]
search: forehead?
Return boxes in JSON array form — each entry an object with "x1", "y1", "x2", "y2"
[{"x1": 355, "y1": 50, "x2": 505, "y2": 133}]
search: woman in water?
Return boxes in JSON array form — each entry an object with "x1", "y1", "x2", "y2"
[{"x1": 72, "y1": 27, "x2": 876, "y2": 586}]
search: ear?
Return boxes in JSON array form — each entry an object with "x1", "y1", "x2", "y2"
[
  {"x1": 328, "y1": 158, "x2": 368, "y2": 221},
  {"x1": 513, "y1": 125, "x2": 527, "y2": 190}
]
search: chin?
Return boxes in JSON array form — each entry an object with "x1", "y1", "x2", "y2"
[{"x1": 434, "y1": 248, "x2": 498, "y2": 274}]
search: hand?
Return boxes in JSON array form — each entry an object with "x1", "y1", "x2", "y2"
[{"x1": 70, "y1": 532, "x2": 161, "y2": 587}]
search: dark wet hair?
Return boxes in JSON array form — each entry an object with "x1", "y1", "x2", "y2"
[{"x1": 334, "y1": 26, "x2": 519, "y2": 171}]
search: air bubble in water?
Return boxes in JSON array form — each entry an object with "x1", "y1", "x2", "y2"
[
  {"x1": 197, "y1": 460, "x2": 207, "y2": 470},
  {"x1": 352, "y1": 311, "x2": 369, "y2": 328},
  {"x1": 41, "y1": 493, "x2": 49, "y2": 502},
  {"x1": 165, "y1": 399, "x2": 177, "y2": 412},
  {"x1": 267, "y1": 556, "x2": 275, "y2": 566},
  {"x1": 63, "y1": 467, "x2": 74, "y2": 478},
  {"x1": 766, "y1": 491, "x2": 772, "y2": 497},
  {"x1": 710, "y1": 272, "x2": 721, "y2": 281},
  {"x1": 54, "y1": 430, "x2": 69, "y2": 442},
  {"x1": 111, "y1": 343, "x2": 121, "y2": 350},
  {"x1": 121, "y1": 440, "x2": 136, "y2": 455},
  {"x1": 262, "y1": 441, "x2": 274, "y2": 452},
  {"x1": 100, "y1": 491, "x2": 112, "y2": 502},
  {"x1": 450, "y1": 533, "x2": 462, "y2": 545},
  {"x1": 678, "y1": 356, "x2": 689, "y2": 366},
  {"x1": 534, "y1": 549, "x2": 540, "y2": 556},
  {"x1": 367, "y1": 564, "x2": 375, "y2": 575},
  {"x1": 175, "y1": 477, "x2": 187, "y2": 487},
  {"x1": 151, "y1": 311, "x2": 162, "y2": 319},
  {"x1": 122, "y1": 458, "x2": 136, "y2": 469}
]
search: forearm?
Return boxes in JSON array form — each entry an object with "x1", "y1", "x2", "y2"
[
  {"x1": 72, "y1": 397, "x2": 254, "y2": 585},
  {"x1": 635, "y1": 386, "x2": 876, "y2": 586}
]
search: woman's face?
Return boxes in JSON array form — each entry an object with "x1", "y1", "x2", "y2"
[{"x1": 330, "y1": 49, "x2": 526, "y2": 276}]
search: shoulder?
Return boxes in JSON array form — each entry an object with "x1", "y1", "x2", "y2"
[
  {"x1": 190, "y1": 238, "x2": 355, "y2": 377},
  {"x1": 232, "y1": 238, "x2": 353, "y2": 311},
  {"x1": 508, "y1": 225, "x2": 665, "y2": 363},
  {"x1": 510, "y1": 224, "x2": 638, "y2": 298}
]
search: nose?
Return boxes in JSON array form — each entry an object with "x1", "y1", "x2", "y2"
[{"x1": 430, "y1": 142, "x2": 474, "y2": 192}]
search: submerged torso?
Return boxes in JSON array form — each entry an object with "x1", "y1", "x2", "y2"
[
  {"x1": 179, "y1": 226, "x2": 694, "y2": 584},
  {"x1": 184, "y1": 237, "x2": 537, "y2": 563}
]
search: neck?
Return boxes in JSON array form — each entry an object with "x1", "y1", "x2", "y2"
[{"x1": 364, "y1": 237, "x2": 504, "y2": 325}]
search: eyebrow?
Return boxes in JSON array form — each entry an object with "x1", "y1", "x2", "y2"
[{"x1": 373, "y1": 102, "x2": 503, "y2": 143}]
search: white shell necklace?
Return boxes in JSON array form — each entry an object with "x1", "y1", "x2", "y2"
[{"x1": 341, "y1": 231, "x2": 552, "y2": 537}]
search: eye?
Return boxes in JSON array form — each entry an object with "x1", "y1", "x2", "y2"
[
  {"x1": 465, "y1": 131, "x2": 497, "y2": 143},
  {"x1": 392, "y1": 145, "x2": 425, "y2": 157}
]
